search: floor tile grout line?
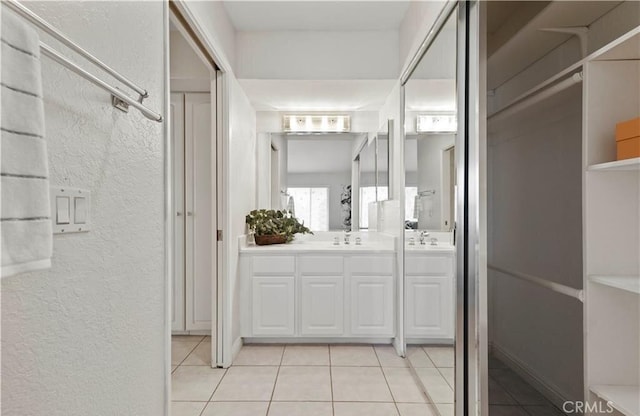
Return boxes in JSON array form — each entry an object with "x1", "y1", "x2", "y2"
[
  {"x1": 406, "y1": 345, "x2": 446, "y2": 416},
  {"x1": 328, "y1": 345, "x2": 335, "y2": 416},
  {"x1": 204, "y1": 366, "x2": 228, "y2": 403},
  {"x1": 265, "y1": 346, "x2": 286, "y2": 415},
  {"x1": 435, "y1": 366, "x2": 455, "y2": 391},
  {"x1": 174, "y1": 340, "x2": 201, "y2": 367},
  {"x1": 374, "y1": 345, "x2": 403, "y2": 411}
]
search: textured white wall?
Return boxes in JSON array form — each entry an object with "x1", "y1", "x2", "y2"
[{"x1": 1, "y1": 2, "x2": 166, "y2": 415}]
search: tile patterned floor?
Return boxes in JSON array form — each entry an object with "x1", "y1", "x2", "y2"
[
  {"x1": 488, "y1": 355, "x2": 568, "y2": 416},
  {"x1": 171, "y1": 337, "x2": 451, "y2": 416},
  {"x1": 171, "y1": 339, "x2": 567, "y2": 416}
]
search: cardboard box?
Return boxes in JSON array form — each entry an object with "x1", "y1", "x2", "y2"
[{"x1": 615, "y1": 117, "x2": 640, "y2": 160}]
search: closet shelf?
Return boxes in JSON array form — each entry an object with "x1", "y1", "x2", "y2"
[
  {"x1": 588, "y1": 158, "x2": 640, "y2": 172},
  {"x1": 488, "y1": 2, "x2": 620, "y2": 89},
  {"x1": 592, "y1": 26, "x2": 640, "y2": 61},
  {"x1": 590, "y1": 385, "x2": 640, "y2": 416},
  {"x1": 589, "y1": 275, "x2": 640, "y2": 295}
]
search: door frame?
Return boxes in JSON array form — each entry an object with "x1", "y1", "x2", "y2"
[
  {"x1": 165, "y1": 2, "x2": 228, "y2": 414},
  {"x1": 169, "y1": 0, "x2": 235, "y2": 368}
]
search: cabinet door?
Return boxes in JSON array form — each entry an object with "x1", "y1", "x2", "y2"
[
  {"x1": 252, "y1": 276, "x2": 295, "y2": 336},
  {"x1": 301, "y1": 276, "x2": 344, "y2": 335},
  {"x1": 350, "y1": 275, "x2": 394, "y2": 336},
  {"x1": 405, "y1": 276, "x2": 453, "y2": 338},
  {"x1": 185, "y1": 93, "x2": 213, "y2": 331}
]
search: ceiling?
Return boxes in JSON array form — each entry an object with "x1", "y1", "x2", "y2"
[
  {"x1": 238, "y1": 79, "x2": 397, "y2": 111},
  {"x1": 223, "y1": 1, "x2": 411, "y2": 32}
]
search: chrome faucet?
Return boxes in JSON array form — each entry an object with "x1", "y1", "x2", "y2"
[
  {"x1": 344, "y1": 231, "x2": 351, "y2": 245},
  {"x1": 419, "y1": 230, "x2": 429, "y2": 245}
]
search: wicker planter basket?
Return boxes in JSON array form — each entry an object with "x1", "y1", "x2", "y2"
[{"x1": 254, "y1": 234, "x2": 287, "y2": 245}]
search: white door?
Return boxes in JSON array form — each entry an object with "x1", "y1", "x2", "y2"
[
  {"x1": 405, "y1": 275, "x2": 453, "y2": 338},
  {"x1": 185, "y1": 93, "x2": 213, "y2": 331},
  {"x1": 350, "y1": 275, "x2": 394, "y2": 336},
  {"x1": 300, "y1": 275, "x2": 344, "y2": 335},
  {"x1": 171, "y1": 93, "x2": 186, "y2": 332},
  {"x1": 252, "y1": 276, "x2": 295, "y2": 336}
]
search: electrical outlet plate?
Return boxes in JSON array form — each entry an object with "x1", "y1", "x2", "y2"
[{"x1": 50, "y1": 187, "x2": 91, "y2": 234}]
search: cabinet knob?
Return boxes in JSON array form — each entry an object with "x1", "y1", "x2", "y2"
[{"x1": 177, "y1": 212, "x2": 183, "y2": 216}]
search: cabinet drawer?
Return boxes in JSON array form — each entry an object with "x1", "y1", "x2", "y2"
[
  {"x1": 405, "y1": 256, "x2": 452, "y2": 275},
  {"x1": 252, "y1": 256, "x2": 295, "y2": 274},
  {"x1": 350, "y1": 256, "x2": 394, "y2": 274},
  {"x1": 299, "y1": 256, "x2": 343, "y2": 274}
]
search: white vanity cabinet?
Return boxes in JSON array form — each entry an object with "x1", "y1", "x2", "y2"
[
  {"x1": 299, "y1": 256, "x2": 344, "y2": 336},
  {"x1": 405, "y1": 252, "x2": 455, "y2": 341},
  {"x1": 349, "y1": 256, "x2": 395, "y2": 336},
  {"x1": 240, "y1": 251, "x2": 395, "y2": 340},
  {"x1": 249, "y1": 256, "x2": 296, "y2": 336}
]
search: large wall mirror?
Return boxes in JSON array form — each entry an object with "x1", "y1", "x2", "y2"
[
  {"x1": 402, "y1": 6, "x2": 458, "y2": 413},
  {"x1": 284, "y1": 133, "x2": 362, "y2": 231}
]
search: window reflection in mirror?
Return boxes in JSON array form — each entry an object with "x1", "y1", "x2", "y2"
[{"x1": 285, "y1": 133, "x2": 362, "y2": 232}]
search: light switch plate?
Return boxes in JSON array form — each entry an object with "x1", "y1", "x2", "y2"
[{"x1": 50, "y1": 187, "x2": 91, "y2": 234}]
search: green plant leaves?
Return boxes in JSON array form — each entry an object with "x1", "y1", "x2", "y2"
[{"x1": 245, "y1": 209, "x2": 313, "y2": 242}]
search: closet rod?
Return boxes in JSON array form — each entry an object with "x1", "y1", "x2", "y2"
[
  {"x1": 41, "y1": 43, "x2": 163, "y2": 122},
  {"x1": 488, "y1": 264, "x2": 584, "y2": 302},
  {"x1": 4, "y1": 0, "x2": 148, "y2": 100},
  {"x1": 488, "y1": 72, "x2": 583, "y2": 122}
]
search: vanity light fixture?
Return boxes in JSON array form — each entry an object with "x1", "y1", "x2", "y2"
[
  {"x1": 416, "y1": 113, "x2": 457, "y2": 133},
  {"x1": 282, "y1": 115, "x2": 351, "y2": 133}
]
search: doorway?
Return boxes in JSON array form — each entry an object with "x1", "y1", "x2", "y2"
[{"x1": 168, "y1": 4, "x2": 221, "y2": 409}]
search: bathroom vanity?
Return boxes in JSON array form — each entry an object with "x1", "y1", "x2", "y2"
[
  {"x1": 239, "y1": 235, "x2": 396, "y2": 340},
  {"x1": 239, "y1": 232, "x2": 455, "y2": 343}
]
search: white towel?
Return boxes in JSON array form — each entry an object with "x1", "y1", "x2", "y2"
[{"x1": 1, "y1": 10, "x2": 52, "y2": 277}]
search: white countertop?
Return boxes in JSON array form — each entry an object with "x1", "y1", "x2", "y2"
[
  {"x1": 239, "y1": 234, "x2": 454, "y2": 254},
  {"x1": 240, "y1": 239, "x2": 395, "y2": 254}
]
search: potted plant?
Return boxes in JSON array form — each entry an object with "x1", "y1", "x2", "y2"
[{"x1": 245, "y1": 209, "x2": 313, "y2": 245}]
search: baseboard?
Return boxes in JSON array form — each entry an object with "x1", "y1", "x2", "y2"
[
  {"x1": 491, "y1": 342, "x2": 571, "y2": 410},
  {"x1": 243, "y1": 337, "x2": 394, "y2": 345},
  {"x1": 406, "y1": 338, "x2": 454, "y2": 345},
  {"x1": 172, "y1": 330, "x2": 211, "y2": 336}
]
